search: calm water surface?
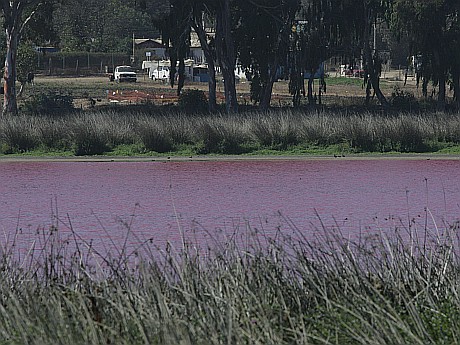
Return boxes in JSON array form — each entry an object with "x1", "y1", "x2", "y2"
[{"x1": 1, "y1": 159, "x2": 459, "y2": 253}]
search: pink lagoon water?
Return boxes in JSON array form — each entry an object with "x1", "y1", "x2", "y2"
[{"x1": 1, "y1": 158, "x2": 459, "y2": 255}]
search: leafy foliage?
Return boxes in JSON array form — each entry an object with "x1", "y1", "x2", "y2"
[
  {"x1": 391, "y1": 85, "x2": 417, "y2": 110},
  {"x1": 21, "y1": 91, "x2": 75, "y2": 115},
  {"x1": 234, "y1": 0, "x2": 299, "y2": 108},
  {"x1": 178, "y1": 89, "x2": 209, "y2": 114},
  {"x1": 391, "y1": 0, "x2": 460, "y2": 109},
  {"x1": 1, "y1": 0, "x2": 460, "y2": 116},
  {"x1": 53, "y1": 0, "x2": 153, "y2": 54},
  {"x1": 16, "y1": 44, "x2": 37, "y2": 85}
]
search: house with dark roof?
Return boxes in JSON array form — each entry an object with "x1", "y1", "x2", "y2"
[{"x1": 135, "y1": 38, "x2": 167, "y2": 60}]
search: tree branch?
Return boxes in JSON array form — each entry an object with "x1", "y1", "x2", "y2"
[{"x1": 20, "y1": 1, "x2": 42, "y2": 35}]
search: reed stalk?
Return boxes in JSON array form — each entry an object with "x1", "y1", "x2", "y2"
[{"x1": 0, "y1": 215, "x2": 459, "y2": 344}]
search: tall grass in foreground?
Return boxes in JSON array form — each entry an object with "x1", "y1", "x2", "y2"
[
  {"x1": 1, "y1": 109, "x2": 460, "y2": 155},
  {"x1": 1, "y1": 218, "x2": 460, "y2": 344}
]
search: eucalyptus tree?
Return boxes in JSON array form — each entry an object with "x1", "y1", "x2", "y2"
[
  {"x1": 190, "y1": 1, "x2": 218, "y2": 112},
  {"x1": 151, "y1": 0, "x2": 218, "y2": 112},
  {"x1": 193, "y1": 0, "x2": 238, "y2": 113},
  {"x1": 215, "y1": 0, "x2": 238, "y2": 113},
  {"x1": 360, "y1": 0, "x2": 391, "y2": 107},
  {"x1": 0, "y1": 1, "x2": 55, "y2": 98},
  {"x1": 331, "y1": 0, "x2": 392, "y2": 107},
  {"x1": 0, "y1": 0, "x2": 44, "y2": 115},
  {"x1": 157, "y1": 0, "x2": 190, "y2": 95},
  {"x1": 391, "y1": 0, "x2": 460, "y2": 110},
  {"x1": 154, "y1": 0, "x2": 238, "y2": 113},
  {"x1": 234, "y1": 0, "x2": 300, "y2": 110},
  {"x1": 53, "y1": 0, "x2": 101, "y2": 51},
  {"x1": 22, "y1": 0, "x2": 55, "y2": 45},
  {"x1": 288, "y1": 0, "x2": 391, "y2": 108},
  {"x1": 291, "y1": 0, "x2": 348, "y2": 105}
]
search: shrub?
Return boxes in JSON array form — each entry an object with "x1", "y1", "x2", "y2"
[
  {"x1": 396, "y1": 116, "x2": 426, "y2": 152},
  {"x1": 391, "y1": 86, "x2": 417, "y2": 111},
  {"x1": 195, "y1": 121, "x2": 247, "y2": 154},
  {"x1": 71, "y1": 120, "x2": 109, "y2": 155},
  {"x1": 0, "y1": 116, "x2": 38, "y2": 153},
  {"x1": 342, "y1": 115, "x2": 380, "y2": 152},
  {"x1": 36, "y1": 117, "x2": 72, "y2": 150},
  {"x1": 250, "y1": 117, "x2": 299, "y2": 150},
  {"x1": 137, "y1": 119, "x2": 173, "y2": 153},
  {"x1": 178, "y1": 89, "x2": 208, "y2": 114},
  {"x1": 22, "y1": 91, "x2": 75, "y2": 115}
]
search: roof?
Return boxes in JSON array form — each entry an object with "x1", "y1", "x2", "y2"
[{"x1": 134, "y1": 38, "x2": 166, "y2": 48}]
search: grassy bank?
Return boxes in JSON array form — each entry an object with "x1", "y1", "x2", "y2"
[
  {"x1": 1, "y1": 219, "x2": 459, "y2": 344},
  {"x1": 1, "y1": 108, "x2": 460, "y2": 157}
]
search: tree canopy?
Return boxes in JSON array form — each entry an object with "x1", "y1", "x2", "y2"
[
  {"x1": 1, "y1": 0, "x2": 460, "y2": 115},
  {"x1": 391, "y1": 0, "x2": 460, "y2": 110},
  {"x1": 1, "y1": 0, "x2": 44, "y2": 115}
]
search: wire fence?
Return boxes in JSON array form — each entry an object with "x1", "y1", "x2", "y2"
[{"x1": 34, "y1": 52, "x2": 131, "y2": 76}]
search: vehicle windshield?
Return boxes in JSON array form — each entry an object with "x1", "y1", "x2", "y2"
[{"x1": 118, "y1": 67, "x2": 135, "y2": 72}]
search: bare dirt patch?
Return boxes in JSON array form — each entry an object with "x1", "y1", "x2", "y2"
[{"x1": 22, "y1": 71, "x2": 424, "y2": 109}]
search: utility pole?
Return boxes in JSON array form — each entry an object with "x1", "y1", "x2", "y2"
[
  {"x1": 131, "y1": 33, "x2": 135, "y2": 64},
  {"x1": 373, "y1": 22, "x2": 377, "y2": 54}
]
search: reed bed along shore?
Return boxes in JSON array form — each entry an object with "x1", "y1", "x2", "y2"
[
  {"x1": 1, "y1": 108, "x2": 460, "y2": 156},
  {"x1": 1, "y1": 218, "x2": 460, "y2": 344}
]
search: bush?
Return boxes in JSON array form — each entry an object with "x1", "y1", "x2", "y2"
[
  {"x1": 36, "y1": 117, "x2": 72, "y2": 150},
  {"x1": 195, "y1": 121, "x2": 247, "y2": 154},
  {"x1": 72, "y1": 121, "x2": 109, "y2": 155},
  {"x1": 22, "y1": 92, "x2": 75, "y2": 115},
  {"x1": 137, "y1": 119, "x2": 173, "y2": 153},
  {"x1": 178, "y1": 89, "x2": 208, "y2": 114},
  {"x1": 0, "y1": 116, "x2": 38, "y2": 153},
  {"x1": 391, "y1": 86, "x2": 417, "y2": 111}
]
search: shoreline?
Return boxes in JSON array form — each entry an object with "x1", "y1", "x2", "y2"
[{"x1": 0, "y1": 152, "x2": 459, "y2": 163}]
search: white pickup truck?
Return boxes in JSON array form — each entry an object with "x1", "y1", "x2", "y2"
[
  {"x1": 149, "y1": 66, "x2": 170, "y2": 81},
  {"x1": 111, "y1": 65, "x2": 137, "y2": 82}
]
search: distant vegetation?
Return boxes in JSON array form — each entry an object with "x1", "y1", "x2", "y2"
[{"x1": 2, "y1": 0, "x2": 459, "y2": 115}]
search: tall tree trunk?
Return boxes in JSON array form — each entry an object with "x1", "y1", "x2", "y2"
[
  {"x1": 177, "y1": 58, "x2": 185, "y2": 96},
  {"x1": 259, "y1": 69, "x2": 276, "y2": 110},
  {"x1": 192, "y1": 21, "x2": 217, "y2": 113},
  {"x1": 215, "y1": 0, "x2": 238, "y2": 113},
  {"x1": 453, "y1": 70, "x2": 460, "y2": 110},
  {"x1": 3, "y1": 29, "x2": 19, "y2": 116},
  {"x1": 1, "y1": 0, "x2": 41, "y2": 116},
  {"x1": 289, "y1": 68, "x2": 304, "y2": 107},
  {"x1": 437, "y1": 75, "x2": 446, "y2": 111},
  {"x1": 433, "y1": 51, "x2": 446, "y2": 111},
  {"x1": 206, "y1": 60, "x2": 217, "y2": 112},
  {"x1": 259, "y1": 58, "x2": 278, "y2": 110},
  {"x1": 362, "y1": 7, "x2": 389, "y2": 108},
  {"x1": 307, "y1": 72, "x2": 314, "y2": 105},
  {"x1": 259, "y1": 14, "x2": 293, "y2": 111}
]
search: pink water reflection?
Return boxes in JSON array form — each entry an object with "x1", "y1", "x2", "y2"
[{"x1": 1, "y1": 159, "x2": 459, "y2": 254}]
